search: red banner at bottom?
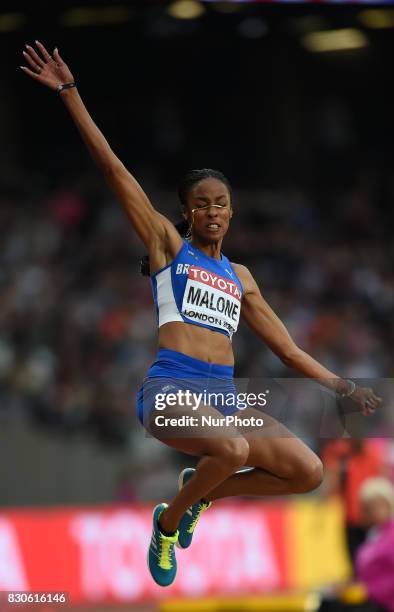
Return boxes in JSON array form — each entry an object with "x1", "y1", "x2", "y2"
[{"x1": 0, "y1": 502, "x2": 289, "y2": 604}]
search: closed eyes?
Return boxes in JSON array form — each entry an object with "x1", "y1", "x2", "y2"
[{"x1": 192, "y1": 203, "x2": 228, "y2": 212}]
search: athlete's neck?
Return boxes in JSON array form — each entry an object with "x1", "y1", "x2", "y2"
[{"x1": 189, "y1": 238, "x2": 223, "y2": 260}]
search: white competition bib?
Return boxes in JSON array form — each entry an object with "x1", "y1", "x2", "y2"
[{"x1": 181, "y1": 266, "x2": 241, "y2": 336}]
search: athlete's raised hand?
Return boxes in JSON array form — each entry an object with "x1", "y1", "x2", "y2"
[
  {"x1": 20, "y1": 41, "x2": 74, "y2": 91},
  {"x1": 349, "y1": 385, "x2": 382, "y2": 417},
  {"x1": 19, "y1": 40, "x2": 181, "y2": 264}
]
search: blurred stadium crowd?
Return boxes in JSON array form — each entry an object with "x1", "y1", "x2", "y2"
[{"x1": 0, "y1": 162, "x2": 393, "y2": 444}]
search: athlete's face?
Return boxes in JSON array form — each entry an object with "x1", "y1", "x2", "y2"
[{"x1": 184, "y1": 178, "x2": 232, "y2": 241}]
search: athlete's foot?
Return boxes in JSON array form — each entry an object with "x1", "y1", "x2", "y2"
[
  {"x1": 148, "y1": 503, "x2": 179, "y2": 586},
  {"x1": 176, "y1": 468, "x2": 212, "y2": 549}
]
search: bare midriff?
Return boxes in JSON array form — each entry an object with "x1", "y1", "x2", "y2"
[{"x1": 158, "y1": 321, "x2": 234, "y2": 366}]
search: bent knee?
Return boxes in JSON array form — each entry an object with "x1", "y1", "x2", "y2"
[
  {"x1": 219, "y1": 438, "x2": 249, "y2": 469},
  {"x1": 293, "y1": 458, "x2": 324, "y2": 493}
]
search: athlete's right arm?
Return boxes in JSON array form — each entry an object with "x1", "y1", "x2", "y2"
[
  {"x1": 20, "y1": 41, "x2": 182, "y2": 258},
  {"x1": 61, "y1": 86, "x2": 174, "y2": 250}
]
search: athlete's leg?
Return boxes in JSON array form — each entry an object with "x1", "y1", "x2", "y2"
[
  {"x1": 146, "y1": 405, "x2": 323, "y2": 531},
  {"x1": 147, "y1": 402, "x2": 249, "y2": 533},
  {"x1": 204, "y1": 408, "x2": 323, "y2": 501}
]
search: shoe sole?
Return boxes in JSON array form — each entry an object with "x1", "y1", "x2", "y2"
[{"x1": 177, "y1": 467, "x2": 194, "y2": 491}]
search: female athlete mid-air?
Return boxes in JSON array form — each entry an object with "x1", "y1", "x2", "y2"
[{"x1": 21, "y1": 42, "x2": 382, "y2": 587}]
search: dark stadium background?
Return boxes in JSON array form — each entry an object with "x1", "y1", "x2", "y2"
[{"x1": 0, "y1": 2, "x2": 393, "y2": 611}]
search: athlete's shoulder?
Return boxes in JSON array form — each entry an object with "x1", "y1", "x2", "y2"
[
  {"x1": 231, "y1": 262, "x2": 249, "y2": 275},
  {"x1": 231, "y1": 262, "x2": 253, "y2": 281},
  {"x1": 231, "y1": 263, "x2": 257, "y2": 295}
]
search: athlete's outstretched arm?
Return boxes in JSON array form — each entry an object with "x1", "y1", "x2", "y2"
[
  {"x1": 235, "y1": 264, "x2": 382, "y2": 416},
  {"x1": 20, "y1": 41, "x2": 181, "y2": 256}
]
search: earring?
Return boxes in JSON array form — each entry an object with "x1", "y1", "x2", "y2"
[{"x1": 185, "y1": 211, "x2": 194, "y2": 239}]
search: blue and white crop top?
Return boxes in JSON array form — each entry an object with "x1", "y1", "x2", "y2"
[{"x1": 151, "y1": 240, "x2": 243, "y2": 338}]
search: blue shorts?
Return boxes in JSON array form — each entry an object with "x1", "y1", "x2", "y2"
[{"x1": 136, "y1": 349, "x2": 238, "y2": 427}]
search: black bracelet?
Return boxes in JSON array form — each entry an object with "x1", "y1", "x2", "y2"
[{"x1": 56, "y1": 82, "x2": 76, "y2": 94}]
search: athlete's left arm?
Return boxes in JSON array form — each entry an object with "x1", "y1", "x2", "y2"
[{"x1": 233, "y1": 264, "x2": 382, "y2": 415}]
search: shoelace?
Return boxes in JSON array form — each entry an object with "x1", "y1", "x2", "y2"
[
  {"x1": 187, "y1": 502, "x2": 210, "y2": 534},
  {"x1": 158, "y1": 533, "x2": 177, "y2": 570}
]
